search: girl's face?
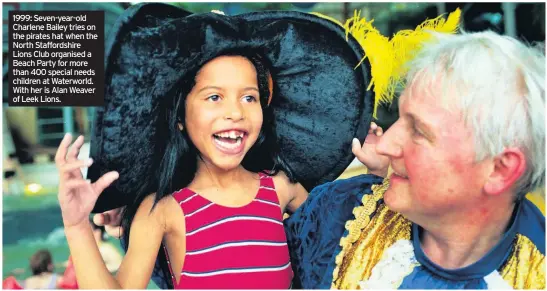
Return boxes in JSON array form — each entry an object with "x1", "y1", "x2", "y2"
[{"x1": 184, "y1": 55, "x2": 264, "y2": 171}]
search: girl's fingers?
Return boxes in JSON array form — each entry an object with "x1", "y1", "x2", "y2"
[
  {"x1": 62, "y1": 179, "x2": 91, "y2": 193},
  {"x1": 93, "y1": 213, "x2": 108, "y2": 226},
  {"x1": 368, "y1": 122, "x2": 383, "y2": 136},
  {"x1": 67, "y1": 135, "x2": 85, "y2": 162},
  {"x1": 352, "y1": 138, "x2": 365, "y2": 156},
  {"x1": 55, "y1": 133, "x2": 73, "y2": 167},
  {"x1": 60, "y1": 159, "x2": 93, "y2": 176},
  {"x1": 95, "y1": 207, "x2": 125, "y2": 238},
  {"x1": 91, "y1": 171, "x2": 120, "y2": 196},
  {"x1": 375, "y1": 126, "x2": 384, "y2": 136},
  {"x1": 104, "y1": 225, "x2": 124, "y2": 239},
  {"x1": 93, "y1": 207, "x2": 123, "y2": 227},
  {"x1": 368, "y1": 122, "x2": 377, "y2": 133}
]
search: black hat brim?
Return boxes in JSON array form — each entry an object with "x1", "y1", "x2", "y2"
[{"x1": 88, "y1": 3, "x2": 373, "y2": 212}]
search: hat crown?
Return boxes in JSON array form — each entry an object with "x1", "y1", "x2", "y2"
[{"x1": 90, "y1": 3, "x2": 374, "y2": 212}]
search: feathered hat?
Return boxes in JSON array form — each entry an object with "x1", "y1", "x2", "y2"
[{"x1": 88, "y1": 3, "x2": 460, "y2": 212}]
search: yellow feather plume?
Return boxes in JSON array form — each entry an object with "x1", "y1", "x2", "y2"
[{"x1": 313, "y1": 8, "x2": 461, "y2": 118}]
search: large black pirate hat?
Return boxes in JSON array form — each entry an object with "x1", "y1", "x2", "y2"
[{"x1": 88, "y1": 2, "x2": 375, "y2": 212}]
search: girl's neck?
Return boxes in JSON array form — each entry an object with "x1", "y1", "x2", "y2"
[{"x1": 193, "y1": 161, "x2": 252, "y2": 191}]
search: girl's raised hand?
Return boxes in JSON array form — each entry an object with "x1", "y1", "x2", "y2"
[
  {"x1": 351, "y1": 122, "x2": 390, "y2": 177},
  {"x1": 93, "y1": 207, "x2": 125, "y2": 238},
  {"x1": 55, "y1": 134, "x2": 119, "y2": 229}
]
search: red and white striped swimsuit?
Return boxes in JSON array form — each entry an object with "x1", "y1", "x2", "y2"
[{"x1": 165, "y1": 172, "x2": 293, "y2": 289}]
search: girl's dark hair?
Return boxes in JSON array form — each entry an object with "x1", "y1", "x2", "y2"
[{"x1": 120, "y1": 50, "x2": 295, "y2": 289}]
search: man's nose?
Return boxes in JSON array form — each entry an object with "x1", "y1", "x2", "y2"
[{"x1": 376, "y1": 120, "x2": 404, "y2": 158}]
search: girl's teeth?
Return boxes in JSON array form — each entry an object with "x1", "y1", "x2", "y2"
[
  {"x1": 216, "y1": 131, "x2": 244, "y2": 139},
  {"x1": 216, "y1": 137, "x2": 242, "y2": 149}
]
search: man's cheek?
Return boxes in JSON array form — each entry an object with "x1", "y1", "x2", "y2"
[
  {"x1": 405, "y1": 151, "x2": 441, "y2": 199},
  {"x1": 404, "y1": 146, "x2": 431, "y2": 179}
]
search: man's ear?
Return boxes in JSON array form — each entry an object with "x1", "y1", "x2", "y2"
[{"x1": 484, "y1": 148, "x2": 526, "y2": 196}]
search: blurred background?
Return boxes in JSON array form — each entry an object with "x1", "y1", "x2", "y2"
[{"x1": 2, "y1": 2, "x2": 545, "y2": 289}]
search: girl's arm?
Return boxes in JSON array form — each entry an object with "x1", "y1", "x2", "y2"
[
  {"x1": 55, "y1": 134, "x2": 176, "y2": 289},
  {"x1": 286, "y1": 182, "x2": 308, "y2": 214},
  {"x1": 100, "y1": 243, "x2": 124, "y2": 273},
  {"x1": 273, "y1": 172, "x2": 309, "y2": 214},
  {"x1": 278, "y1": 123, "x2": 388, "y2": 213},
  {"x1": 65, "y1": 194, "x2": 168, "y2": 289}
]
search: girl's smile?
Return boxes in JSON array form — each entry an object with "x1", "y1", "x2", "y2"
[
  {"x1": 184, "y1": 55, "x2": 264, "y2": 171},
  {"x1": 212, "y1": 129, "x2": 249, "y2": 155}
]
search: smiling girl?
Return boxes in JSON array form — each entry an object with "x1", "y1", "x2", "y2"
[
  {"x1": 56, "y1": 52, "x2": 310, "y2": 289},
  {"x1": 56, "y1": 3, "x2": 383, "y2": 289}
]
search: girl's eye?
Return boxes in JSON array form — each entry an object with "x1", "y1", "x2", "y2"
[
  {"x1": 207, "y1": 95, "x2": 220, "y2": 102},
  {"x1": 243, "y1": 95, "x2": 258, "y2": 103}
]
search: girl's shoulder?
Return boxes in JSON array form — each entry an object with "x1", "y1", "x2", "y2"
[
  {"x1": 269, "y1": 170, "x2": 301, "y2": 190},
  {"x1": 140, "y1": 192, "x2": 181, "y2": 210},
  {"x1": 136, "y1": 193, "x2": 184, "y2": 231},
  {"x1": 269, "y1": 170, "x2": 288, "y2": 183},
  {"x1": 270, "y1": 171, "x2": 306, "y2": 201}
]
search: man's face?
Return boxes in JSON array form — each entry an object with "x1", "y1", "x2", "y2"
[{"x1": 376, "y1": 78, "x2": 491, "y2": 220}]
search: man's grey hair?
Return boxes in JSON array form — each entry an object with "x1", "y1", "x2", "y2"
[{"x1": 404, "y1": 30, "x2": 545, "y2": 199}]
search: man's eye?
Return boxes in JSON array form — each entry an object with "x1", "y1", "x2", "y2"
[{"x1": 412, "y1": 126, "x2": 424, "y2": 138}]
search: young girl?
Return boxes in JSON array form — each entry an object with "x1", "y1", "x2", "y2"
[
  {"x1": 56, "y1": 2, "x2": 399, "y2": 288},
  {"x1": 56, "y1": 53, "x2": 310, "y2": 289}
]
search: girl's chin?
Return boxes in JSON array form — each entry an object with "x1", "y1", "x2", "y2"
[{"x1": 199, "y1": 155, "x2": 246, "y2": 171}]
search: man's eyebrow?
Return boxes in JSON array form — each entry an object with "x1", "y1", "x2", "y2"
[{"x1": 407, "y1": 112, "x2": 435, "y2": 138}]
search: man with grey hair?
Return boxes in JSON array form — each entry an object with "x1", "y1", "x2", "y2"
[{"x1": 284, "y1": 30, "x2": 545, "y2": 289}]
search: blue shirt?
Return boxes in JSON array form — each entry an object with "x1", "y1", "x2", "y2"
[{"x1": 284, "y1": 174, "x2": 545, "y2": 289}]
